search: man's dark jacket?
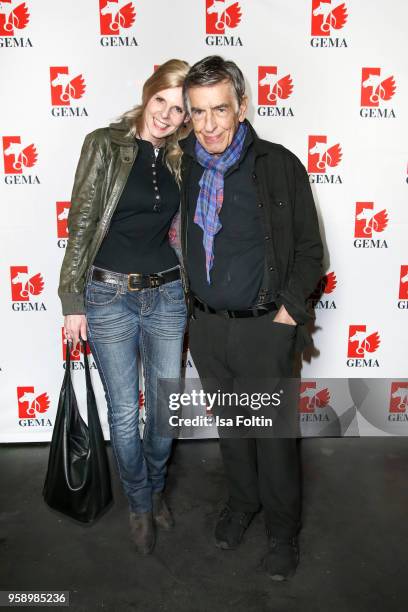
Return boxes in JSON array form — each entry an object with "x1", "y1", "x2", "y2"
[{"x1": 179, "y1": 121, "x2": 324, "y2": 352}]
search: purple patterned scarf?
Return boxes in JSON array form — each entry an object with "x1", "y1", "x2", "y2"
[{"x1": 194, "y1": 122, "x2": 247, "y2": 283}]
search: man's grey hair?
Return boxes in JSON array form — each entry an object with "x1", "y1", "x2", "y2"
[{"x1": 183, "y1": 55, "x2": 246, "y2": 113}]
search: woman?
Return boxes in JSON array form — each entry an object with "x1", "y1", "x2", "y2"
[{"x1": 58, "y1": 60, "x2": 190, "y2": 555}]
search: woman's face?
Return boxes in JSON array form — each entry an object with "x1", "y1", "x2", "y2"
[{"x1": 140, "y1": 87, "x2": 186, "y2": 145}]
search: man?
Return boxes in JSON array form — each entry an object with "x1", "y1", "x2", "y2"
[{"x1": 179, "y1": 56, "x2": 323, "y2": 580}]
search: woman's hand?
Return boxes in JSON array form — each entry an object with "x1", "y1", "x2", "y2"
[{"x1": 64, "y1": 314, "x2": 87, "y2": 349}]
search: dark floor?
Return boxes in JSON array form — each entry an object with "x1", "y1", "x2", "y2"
[{"x1": 0, "y1": 438, "x2": 407, "y2": 612}]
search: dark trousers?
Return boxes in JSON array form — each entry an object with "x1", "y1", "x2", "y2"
[{"x1": 189, "y1": 308, "x2": 301, "y2": 539}]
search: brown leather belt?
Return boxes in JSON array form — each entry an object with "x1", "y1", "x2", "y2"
[
  {"x1": 91, "y1": 266, "x2": 180, "y2": 291},
  {"x1": 192, "y1": 296, "x2": 278, "y2": 319}
]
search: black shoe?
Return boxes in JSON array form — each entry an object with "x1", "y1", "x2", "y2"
[
  {"x1": 129, "y1": 511, "x2": 155, "y2": 555},
  {"x1": 261, "y1": 536, "x2": 299, "y2": 581},
  {"x1": 152, "y1": 491, "x2": 174, "y2": 531},
  {"x1": 215, "y1": 505, "x2": 255, "y2": 550}
]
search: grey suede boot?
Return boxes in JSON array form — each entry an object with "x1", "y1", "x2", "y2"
[
  {"x1": 152, "y1": 491, "x2": 174, "y2": 530},
  {"x1": 129, "y1": 511, "x2": 155, "y2": 555}
]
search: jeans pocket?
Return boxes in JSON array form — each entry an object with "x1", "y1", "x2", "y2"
[
  {"x1": 161, "y1": 279, "x2": 186, "y2": 304},
  {"x1": 86, "y1": 280, "x2": 120, "y2": 306}
]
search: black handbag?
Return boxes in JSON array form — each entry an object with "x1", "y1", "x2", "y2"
[{"x1": 43, "y1": 339, "x2": 113, "y2": 523}]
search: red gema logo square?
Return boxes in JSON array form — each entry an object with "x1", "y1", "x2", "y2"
[
  {"x1": 206, "y1": 0, "x2": 242, "y2": 34},
  {"x1": 61, "y1": 328, "x2": 91, "y2": 361},
  {"x1": 308, "y1": 136, "x2": 342, "y2": 173},
  {"x1": 17, "y1": 386, "x2": 50, "y2": 418},
  {"x1": 56, "y1": 202, "x2": 70, "y2": 238},
  {"x1": 361, "y1": 68, "x2": 396, "y2": 107},
  {"x1": 99, "y1": 0, "x2": 136, "y2": 35},
  {"x1": 389, "y1": 382, "x2": 408, "y2": 414},
  {"x1": 347, "y1": 325, "x2": 380, "y2": 358},
  {"x1": 299, "y1": 382, "x2": 330, "y2": 413},
  {"x1": 311, "y1": 1, "x2": 348, "y2": 36},
  {"x1": 399, "y1": 265, "x2": 408, "y2": 299},
  {"x1": 50, "y1": 67, "x2": 86, "y2": 106},
  {"x1": 10, "y1": 266, "x2": 44, "y2": 301},
  {"x1": 0, "y1": 1, "x2": 30, "y2": 36},
  {"x1": 354, "y1": 202, "x2": 388, "y2": 238},
  {"x1": 2, "y1": 136, "x2": 37, "y2": 174},
  {"x1": 258, "y1": 66, "x2": 293, "y2": 106}
]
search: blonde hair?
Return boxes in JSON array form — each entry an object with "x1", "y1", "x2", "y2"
[{"x1": 120, "y1": 59, "x2": 190, "y2": 182}]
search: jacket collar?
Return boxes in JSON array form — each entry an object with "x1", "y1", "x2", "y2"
[
  {"x1": 109, "y1": 119, "x2": 137, "y2": 146},
  {"x1": 179, "y1": 119, "x2": 269, "y2": 159}
]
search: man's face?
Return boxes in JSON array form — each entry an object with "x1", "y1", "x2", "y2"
[{"x1": 187, "y1": 80, "x2": 247, "y2": 155}]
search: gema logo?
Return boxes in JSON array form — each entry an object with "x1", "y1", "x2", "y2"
[
  {"x1": 56, "y1": 201, "x2": 70, "y2": 248},
  {"x1": 139, "y1": 390, "x2": 145, "y2": 424},
  {"x1": 299, "y1": 382, "x2": 330, "y2": 422},
  {"x1": 0, "y1": 0, "x2": 32, "y2": 47},
  {"x1": 205, "y1": 0, "x2": 243, "y2": 46},
  {"x1": 310, "y1": 0, "x2": 348, "y2": 47},
  {"x1": 307, "y1": 135, "x2": 342, "y2": 184},
  {"x1": 49, "y1": 67, "x2": 88, "y2": 117},
  {"x1": 2, "y1": 135, "x2": 39, "y2": 184},
  {"x1": 61, "y1": 328, "x2": 96, "y2": 371},
  {"x1": 398, "y1": 265, "x2": 408, "y2": 309},
  {"x1": 360, "y1": 68, "x2": 396, "y2": 119},
  {"x1": 346, "y1": 325, "x2": 380, "y2": 367},
  {"x1": 308, "y1": 271, "x2": 337, "y2": 309},
  {"x1": 10, "y1": 266, "x2": 46, "y2": 311},
  {"x1": 17, "y1": 386, "x2": 52, "y2": 427},
  {"x1": 388, "y1": 382, "x2": 408, "y2": 420},
  {"x1": 353, "y1": 202, "x2": 388, "y2": 249},
  {"x1": 257, "y1": 66, "x2": 294, "y2": 118},
  {"x1": 99, "y1": 0, "x2": 138, "y2": 47}
]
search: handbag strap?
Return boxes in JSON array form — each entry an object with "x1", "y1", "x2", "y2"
[
  {"x1": 81, "y1": 339, "x2": 92, "y2": 389},
  {"x1": 62, "y1": 338, "x2": 91, "y2": 492},
  {"x1": 81, "y1": 339, "x2": 97, "y2": 415}
]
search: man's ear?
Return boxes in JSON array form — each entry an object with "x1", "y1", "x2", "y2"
[{"x1": 238, "y1": 95, "x2": 248, "y2": 122}]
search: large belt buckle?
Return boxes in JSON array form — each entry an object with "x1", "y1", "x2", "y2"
[{"x1": 128, "y1": 272, "x2": 143, "y2": 291}]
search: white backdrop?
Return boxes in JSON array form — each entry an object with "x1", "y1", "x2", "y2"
[{"x1": 1, "y1": 0, "x2": 407, "y2": 442}]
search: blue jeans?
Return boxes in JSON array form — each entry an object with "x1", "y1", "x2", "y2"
[{"x1": 85, "y1": 266, "x2": 187, "y2": 513}]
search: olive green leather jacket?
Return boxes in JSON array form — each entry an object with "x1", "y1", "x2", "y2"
[{"x1": 58, "y1": 119, "x2": 181, "y2": 315}]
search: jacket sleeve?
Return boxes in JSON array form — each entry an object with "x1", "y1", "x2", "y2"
[
  {"x1": 277, "y1": 157, "x2": 324, "y2": 324},
  {"x1": 58, "y1": 132, "x2": 105, "y2": 315}
]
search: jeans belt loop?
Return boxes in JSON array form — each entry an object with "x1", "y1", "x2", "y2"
[{"x1": 150, "y1": 275, "x2": 161, "y2": 289}]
